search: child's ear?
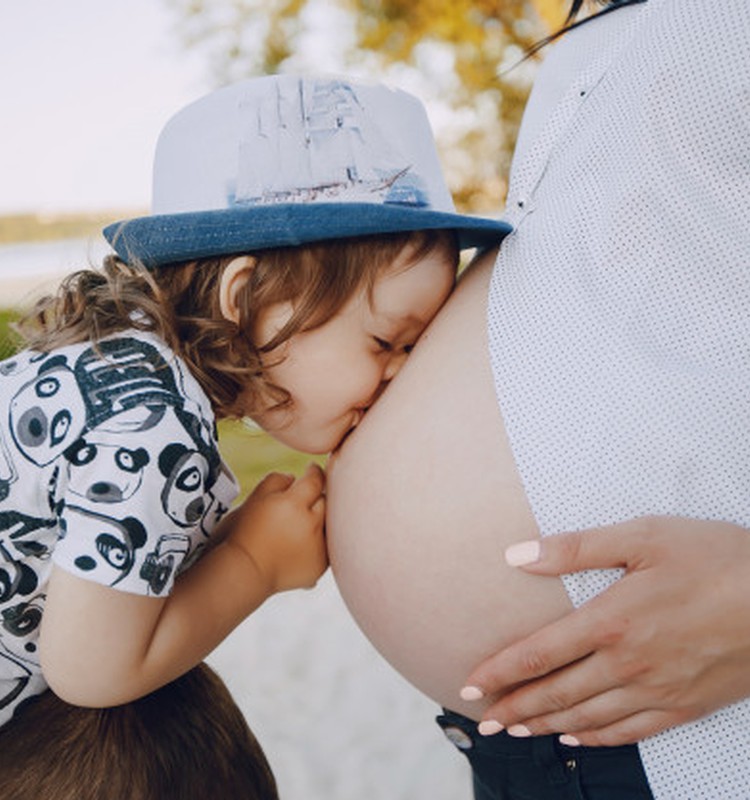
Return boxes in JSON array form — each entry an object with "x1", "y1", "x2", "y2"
[{"x1": 219, "y1": 256, "x2": 255, "y2": 323}]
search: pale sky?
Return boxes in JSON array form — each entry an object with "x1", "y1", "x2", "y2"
[{"x1": 0, "y1": 0, "x2": 212, "y2": 215}]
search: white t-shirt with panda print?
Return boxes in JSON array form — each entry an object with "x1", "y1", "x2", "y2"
[{"x1": 0, "y1": 330, "x2": 238, "y2": 726}]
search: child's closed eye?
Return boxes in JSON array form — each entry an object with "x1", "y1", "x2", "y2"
[
  {"x1": 373, "y1": 336, "x2": 393, "y2": 352},
  {"x1": 373, "y1": 336, "x2": 416, "y2": 355}
]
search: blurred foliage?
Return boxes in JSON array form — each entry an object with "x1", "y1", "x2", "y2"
[
  {"x1": 0, "y1": 212, "x2": 138, "y2": 246},
  {"x1": 0, "y1": 309, "x2": 22, "y2": 361},
  {"x1": 163, "y1": 0, "x2": 569, "y2": 211},
  {"x1": 218, "y1": 419, "x2": 325, "y2": 496}
]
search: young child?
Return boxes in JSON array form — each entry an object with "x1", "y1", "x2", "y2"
[
  {"x1": 0, "y1": 75, "x2": 510, "y2": 725},
  {"x1": 0, "y1": 662, "x2": 279, "y2": 800}
]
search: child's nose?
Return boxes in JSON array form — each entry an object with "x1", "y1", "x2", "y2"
[{"x1": 382, "y1": 350, "x2": 409, "y2": 382}]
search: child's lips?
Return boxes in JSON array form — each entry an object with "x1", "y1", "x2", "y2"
[{"x1": 332, "y1": 408, "x2": 367, "y2": 453}]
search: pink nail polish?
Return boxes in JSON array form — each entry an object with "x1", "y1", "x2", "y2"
[
  {"x1": 560, "y1": 734, "x2": 581, "y2": 747},
  {"x1": 507, "y1": 724, "x2": 532, "y2": 737},
  {"x1": 460, "y1": 685, "x2": 484, "y2": 701},
  {"x1": 505, "y1": 541, "x2": 540, "y2": 567},
  {"x1": 478, "y1": 720, "x2": 504, "y2": 736}
]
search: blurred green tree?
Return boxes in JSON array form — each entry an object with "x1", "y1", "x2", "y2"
[{"x1": 163, "y1": 0, "x2": 568, "y2": 211}]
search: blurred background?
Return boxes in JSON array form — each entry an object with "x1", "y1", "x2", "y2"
[{"x1": 1, "y1": 1, "x2": 565, "y2": 797}]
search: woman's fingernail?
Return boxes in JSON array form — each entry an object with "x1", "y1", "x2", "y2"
[
  {"x1": 505, "y1": 540, "x2": 541, "y2": 567},
  {"x1": 507, "y1": 724, "x2": 532, "y2": 738},
  {"x1": 559, "y1": 734, "x2": 581, "y2": 747},
  {"x1": 478, "y1": 720, "x2": 504, "y2": 736},
  {"x1": 460, "y1": 685, "x2": 485, "y2": 701}
]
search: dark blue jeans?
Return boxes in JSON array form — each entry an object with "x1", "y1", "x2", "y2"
[{"x1": 437, "y1": 710, "x2": 654, "y2": 800}]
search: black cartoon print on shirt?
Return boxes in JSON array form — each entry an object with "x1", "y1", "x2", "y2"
[
  {"x1": 60, "y1": 505, "x2": 148, "y2": 588},
  {"x1": 74, "y1": 337, "x2": 184, "y2": 426},
  {"x1": 47, "y1": 338, "x2": 223, "y2": 593},
  {"x1": 0, "y1": 428, "x2": 17, "y2": 505},
  {"x1": 64, "y1": 437, "x2": 150, "y2": 505},
  {"x1": 0, "y1": 333, "x2": 238, "y2": 726},
  {"x1": 0, "y1": 644, "x2": 34, "y2": 713},
  {"x1": 0, "y1": 540, "x2": 45, "y2": 676},
  {"x1": 9, "y1": 353, "x2": 86, "y2": 468},
  {"x1": 0, "y1": 542, "x2": 38, "y2": 605},
  {"x1": 140, "y1": 533, "x2": 191, "y2": 595}
]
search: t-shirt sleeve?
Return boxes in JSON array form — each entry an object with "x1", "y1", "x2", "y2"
[{"x1": 51, "y1": 402, "x2": 238, "y2": 597}]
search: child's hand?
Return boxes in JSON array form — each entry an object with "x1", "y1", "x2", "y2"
[
  {"x1": 41, "y1": 463, "x2": 327, "y2": 709},
  {"x1": 224, "y1": 463, "x2": 328, "y2": 594}
]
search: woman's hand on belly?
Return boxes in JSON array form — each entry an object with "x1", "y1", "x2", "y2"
[{"x1": 463, "y1": 515, "x2": 750, "y2": 746}]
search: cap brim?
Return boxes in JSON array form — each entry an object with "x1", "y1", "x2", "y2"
[{"x1": 103, "y1": 204, "x2": 512, "y2": 267}]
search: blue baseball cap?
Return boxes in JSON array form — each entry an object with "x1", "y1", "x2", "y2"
[{"x1": 104, "y1": 75, "x2": 511, "y2": 267}]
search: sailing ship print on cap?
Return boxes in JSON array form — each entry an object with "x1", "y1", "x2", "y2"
[{"x1": 104, "y1": 74, "x2": 511, "y2": 267}]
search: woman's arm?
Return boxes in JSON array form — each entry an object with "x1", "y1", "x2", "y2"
[
  {"x1": 464, "y1": 516, "x2": 750, "y2": 745},
  {"x1": 40, "y1": 464, "x2": 327, "y2": 707}
]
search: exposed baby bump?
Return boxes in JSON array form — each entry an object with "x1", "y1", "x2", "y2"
[{"x1": 327, "y1": 253, "x2": 571, "y2": 719}]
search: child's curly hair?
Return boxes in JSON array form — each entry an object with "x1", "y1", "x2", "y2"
[{"x1": 19, "y1": 230, "x2": 457, "y2": 420}]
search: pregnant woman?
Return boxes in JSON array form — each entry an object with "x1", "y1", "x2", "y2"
[{"x1": 327, "y1": 1, "x2": 750, "y2": 798}]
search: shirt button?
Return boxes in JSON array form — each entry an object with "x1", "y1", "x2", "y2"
[{"x1": 442, "y1": 725, "x2": 474, "y2": 750}]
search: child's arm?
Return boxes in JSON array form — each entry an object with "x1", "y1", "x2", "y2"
[{"x1": 39, "y1": 463, "x2": 327, "y2": 707}]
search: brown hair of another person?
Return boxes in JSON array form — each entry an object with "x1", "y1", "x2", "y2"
[{"x1": 0, "y1": 663, "x2": 278, "y2": 800}]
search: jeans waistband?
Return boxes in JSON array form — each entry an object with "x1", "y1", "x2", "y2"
[
  {"x1": 436, "y1": 708, "x2": 655, "y2": 800},
  {"x1": 437, "y1": 708, "x2": 586, "y2": 763}
]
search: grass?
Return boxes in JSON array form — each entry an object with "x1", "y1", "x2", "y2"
[
  {"x1": 0, "y1": 308, "x2": 22, "y2": 361},
  {"x1": 0, "y1": 211, "x2": 142, "y2": 245},
  {"x1": 217, "y1": 419, "x2": 324, "y2": 496}
]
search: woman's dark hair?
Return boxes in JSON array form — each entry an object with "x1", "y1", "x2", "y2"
[
  {"x1": 567, "y1": 0, "x2": 647, "y2": 25},
  {"x1": 530, "y1": 0, "x2": 648, "y2": 57}
]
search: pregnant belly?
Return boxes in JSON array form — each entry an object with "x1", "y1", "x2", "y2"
[{"x1": 327, "y1": 252, "x2": 572, "y2": 719}]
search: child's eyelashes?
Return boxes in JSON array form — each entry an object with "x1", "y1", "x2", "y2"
[
  {"x1": 373, "y1": 336, "x2": 393, "y2": 352},
  {"x1": 372, "y1": 335, "x2": 420, "y2": 356},
  {"x1": 373, "y1": 336, "x2": 416, "y2": 355},
  {"x1": 372, "y1": 336, "x2": 414, "y2": 355}
]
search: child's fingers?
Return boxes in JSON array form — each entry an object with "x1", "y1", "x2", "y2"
[
  {"x1": 253, "y1": 471, "x2": 295, "y2": 496},
  {"x1": 292, "y1": 463, "x2": 326, "y2": 508}
]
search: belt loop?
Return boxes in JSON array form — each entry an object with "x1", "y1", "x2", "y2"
[{"x1": 436, "y1": 711, "x2": 475, "y2": 751}]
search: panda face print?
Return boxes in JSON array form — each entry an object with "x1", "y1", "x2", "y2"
[
  {"x1": 0, "y1": 428, "x2": 17, "y2": 504},
  {"x1": 63, "y1": 506, "x2": 147, "y2": 587},
  {"x1": 2, "y1": 594, "x2": 44, "y2": 640},
  {"x1": 0, "y1": 552, "x2": 39, "y2": 604},
  {"x1": 9, "y1": 356, "x2": 86, "y2": 466},
  {"x1": 0, "y1": 646, "x2": 34, "y2": 708},
  {"x1": 0, "y1": 510, "x2": 57, "y2": 561},
  {"x1": 199, "y1": 463, "x2": 237, "y2": 537},
  {"x1": 65, "y1": 438, "x2": 150, "y2": 505},
  {"x1": 158, "y1": 443, "x2": 210, "y2": 528},
  {"x1": 139, "y1": 533, "x2": 190, "y2": 595}
]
